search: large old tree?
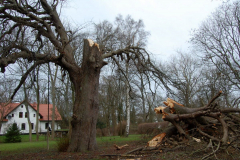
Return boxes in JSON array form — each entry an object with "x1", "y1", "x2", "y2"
[{"x1": 0, "y1": 0, "x2": 166, "y2": 152}]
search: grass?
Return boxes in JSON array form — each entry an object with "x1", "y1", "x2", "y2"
[
  {"x1": 0, "y1": 134, "x2": 143, "y2": 155},
  {"x1": 0, "y1": 134, "x2": 58, "y2": 156},
  {"x1": 97, "y1": 134, "x2": 142, "y2": 144},
  {"x1": 0, "y1": 141, "x2": 56, "y2": 152},
  {"x1": 0, "y1": 134, "x2": 49, "y2": 142}
]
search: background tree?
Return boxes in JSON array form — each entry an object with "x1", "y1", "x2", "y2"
[
  {"x1": 17, "y1": 59, "x2": 35, "y2": 142},
  {"x1": 144, "y1": 82, "x2": 161, "y2": 122},
  {"x1": 32, "y1": 65, "x2": 41, "y2": 141},
  {"x1": 48, "y1": 63, "x2": 58, "y2": 139},
  {"x1": 55, "y1": 73, "x2": 74, "y2": 129},
  {"x1": 98, "y1": 75, "x2": 118, "y2": 136},
  {"x1": 93, "y1": 15, "x2": 168, "y2": 136},
  {"x1": 165, "y1": 52, "x2": 202, "y2": 108},
  {"x1": 196, "y1": 64, "x2": 236, "y2": 108},
  {"x1": 191, "y1": 0, "x2": 240, "y2": 105},
  {"x1": 0, "y1": 76, "x2": 15, "y2": 133},
  {"x1": 23, "y1": 83, "x2": 33, "y2": 142},
  {"x1": 132, "y1": 72, "x2": 148, "y2": 122}
]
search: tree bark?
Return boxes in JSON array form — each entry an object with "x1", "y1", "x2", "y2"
[
  {"x1": 25, "y1": 102, "x2": 32, "y2": 142},
  {"x1": 34, "y1": 71, "x2": 40, "y2": 141},
  {"x1": 140, "y1": 75, "x2": 146, "y2": 122},
  {"x1": 49, "y1": 65, "x2": 58, "y2": 139},
  {"x1": 67, "y1": 39, "x2": 105, "y2": 152},
  {"x1": 23, "y1": 83, "x2": 32, "y2": 142},
  {"x1": 125, "y1": 61, "x2": 130, "y2": 137}
]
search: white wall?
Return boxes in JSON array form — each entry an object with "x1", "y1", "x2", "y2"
[
  {"x1": 39, "y1": 121, "x2": 59, "y2": 133},
  {"x1": 0, "y1": 104, "x2": 60, "y2": 135}
]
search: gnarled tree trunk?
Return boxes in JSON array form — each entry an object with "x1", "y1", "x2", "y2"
[{"x1": 67, "y1": 39, "x2": 105, "y2": 152}]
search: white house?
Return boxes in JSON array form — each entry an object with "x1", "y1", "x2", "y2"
[{"x1": 0, "y1": 102, "x2": 62, "y2": 135}]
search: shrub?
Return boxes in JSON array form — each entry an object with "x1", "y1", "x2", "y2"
[
  {"x1": 96, "y1": 119, "x2": 109, "y2": 137},
  {"x1": 96, "y1": 128, "x2": 109, "y2": 137},
  {"x1": 4, "y1": 122, "x2": 22, "y2": 143},
  {"x1": 57, "y1": 136, "x2": 69, "y2": 152},
  {"x1": 116, "y1": 121, "x2": 126, "y2": 136},
  {"x1": 96, "y1": 119, "x2": 106, "y2": 129},
  {"x1": 138, "y1": 121, "x2": 169, "y2": 135}
]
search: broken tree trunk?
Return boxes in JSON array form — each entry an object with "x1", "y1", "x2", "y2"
[
  {"x1": 68, "y1": 39, "x2": 106, "y2": 152},
  {"x1": 153, "y1": 91, "x2": 230, "y2": 143},
  {"x1": 126, "y1": 91, "x2": 240, "y2": 159}
]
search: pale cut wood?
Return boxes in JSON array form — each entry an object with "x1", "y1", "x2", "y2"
[
  {"x1": 147, "y1": 133, "x2": 166, "y2": 147},
  {"x1": 114, "y1": 144, "x2": 129, "y2": 150}
]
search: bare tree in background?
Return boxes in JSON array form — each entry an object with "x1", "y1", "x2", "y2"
[
  {"x1": 0, "y1": 76, "x2": 14, "y2": 133},
  {"x1": 32, "y1": 66, "x2": 41, "y2": 141},
  {"x1": 23, "y1": 83, "x2": 33, "y2": 142},
  {"x1": 132, "y1": 72, "x2": 148, "y2": 122},
  {"x1": 165, "y1": 53, "x2": 202, "y2": 108},
  {"x1": 197, "y1": 65, "x2": 236, "y2": 108},
  {"x1": 17, "y1": 59, "x2": 35, "y2": 142},
  {"x1": 191, "y1": 1, "x2": 240, "y2": 103},
  {"x1": 98, "y1": 75, "x2": 120, "y2": 136},
  {"x1": 94, "y1": 15, "x2": 169, "y2": 136}
]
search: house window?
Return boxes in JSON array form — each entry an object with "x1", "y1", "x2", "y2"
[
  {"x1": 33, "y1": 114, "x2": 35, "y2": 117},
  {"x1": 19, "y1": 112, "x2": 23, "y2": 118},
  {"x1": 31, "y1": 123, "x2": 34, "y2": 130},
  {"x1": 25, "y1": 112, "x2": 28, "y2": 118},
  {"x1": 45, "y1": 123, "x2": 49, "y2": 129},
  {"x1": 21, "y1": 123, "x2": 25, "y2": 130},
  {"x1": 12, "y1": 114, "x2": 14, "y2": 117},
  {"x1": 21, "y1": 105, "x2": 23, "y2": 108}
]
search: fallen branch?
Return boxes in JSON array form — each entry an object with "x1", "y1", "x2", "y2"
[
  {"x1": 124, "y1": 147, "x2": 144, "y2": 154},
  {"x1": 114, "y1": 144, "x2": 129, "y2": 150},
  {"x1": 202, "y1": 140, "x2": 220, "y2": 160},
  {"x1": 124, "y1": 91, "x2": 240, "y2": 159},
  {"x1": 160, "y1": 145, "x2": 186, "y2": 152}
]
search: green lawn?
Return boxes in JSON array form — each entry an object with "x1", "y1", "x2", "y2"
[
  {"x1": 0, "y1": 141, "x2": 57, "y2": 152},
  {"x1": 97, "y1": 134, "x2": 142, "y2": 144},
  {"x1": 0, "y1": 134, "x2": 49, "y2": 142},
  {"x1": 0, "y1": 134, "x2": 143, "y2": 154}
]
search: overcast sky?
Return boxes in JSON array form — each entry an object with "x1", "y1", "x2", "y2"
[{"x1": 61, "y1": 0, "x2": 225, "y2": 61}]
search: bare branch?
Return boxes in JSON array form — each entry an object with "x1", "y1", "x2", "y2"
[{"x1": 10, "y1": 60, "x2": 46, "y2": 100}]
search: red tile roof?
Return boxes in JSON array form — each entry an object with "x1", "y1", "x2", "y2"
[
  {"x1": 31, "y1": 103, "x2": 62, "y2": 121},
  {"x1": 0, "y1": 103, "x2": 19, "y2": 121},
  {"x1": 0, "y1": 102, "x2": 62, "y2": 121}
]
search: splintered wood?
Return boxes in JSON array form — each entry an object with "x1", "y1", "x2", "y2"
[
  {"x1": 164, "y1": 98, "x2": 184, "y2": 108},
  {"x1": 147, "y1": 133, "x2": 166, "y2": 147},
  {"x1": 154, "y1": 98, "x2": 184, "y2": 118},
  {"x1": 149, "y1": 98, "x2": 183, "y2": 147},
  {"x1": 114, "y1": 144, "x2": 129, "y2": 150}
]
